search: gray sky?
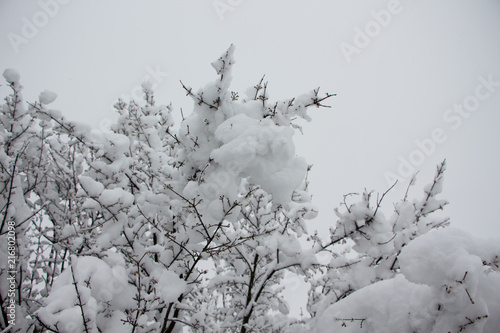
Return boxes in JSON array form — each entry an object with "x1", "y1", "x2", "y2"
[{"x1": 2, "y1": 0, "x2": 500, "y2": 239}]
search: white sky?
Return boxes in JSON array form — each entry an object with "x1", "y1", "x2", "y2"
[{"x1": 1, "y1": 0, "x2": 500, "y2": 241}]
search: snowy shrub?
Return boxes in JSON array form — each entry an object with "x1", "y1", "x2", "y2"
[
  {"x1": 311, "y1": 228, "x2": 500, "y2": 332},
  {"x1": 307, "y1": 162, "x2": 449, "y2": 318},
  {"x1": 1, "y1": 46, "x2": 498, "y2": 333}
]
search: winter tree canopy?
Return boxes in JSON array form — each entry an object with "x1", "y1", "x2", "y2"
[{"x1": 1, "y1": 46, "x2": 499, "y2": 333}]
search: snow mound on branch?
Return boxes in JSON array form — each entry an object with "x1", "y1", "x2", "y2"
[
  {"x1": 312, "y1": 275, "x2": 433, "y2": 333},
  {"x1": 78, "y1": 175, "x2": 105, "y2": 197},
  {"x1": 157, "y1": 270, "x2": 188, "y2": 304},
  {"x1": 36, "y1": 256, "x2": 135, "y2": 332},
  {"x1": 99, "y1": 188, "x2": 135, "y2": 207},
  {"x1": 211, "y1": 43, "x2": 235, "y2": 91},
  {"x1": 2, "y1": 68, "x2": 20, "y2": 83},
  {"x1": 39, "y1": 90, "x2": 58, "y2": 104},
  {"x1": 399, "y1": 228, "x2": 500, "y2": 332},
  {"x1": 399, "y1": 228, "x2": 481, "y2": 286},
  {"x1": 211, "y1": 113, "x2": 307, "y2": 204}
]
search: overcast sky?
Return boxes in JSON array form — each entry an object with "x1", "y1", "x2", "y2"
[{"x1": 1, "y1": 0, "x2": 500, "y2": 240}]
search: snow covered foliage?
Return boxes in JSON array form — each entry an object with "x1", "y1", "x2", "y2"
[
  {"x1": 308, "y1": 162, "x2": 450, "y2": 318},
  {"x1": 187, "y1": 180, "x2": 319, "y2": 332},
  {"x1": 0, "y1": 47, "x2": 332, "y2": 332},
  {"x1": 0, "y1": 68, "x2": 91, "y2": 331},
  {"x1": 308, "y1": 162, "x2": 500, "y2": 332},
  {"x1": 1, "y1": 47, "x2": 498, "y2": 333},
  {"x1": 311, "y1": 227, "x2": 500, "y2": 332}
]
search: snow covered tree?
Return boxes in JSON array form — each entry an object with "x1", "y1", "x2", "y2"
[
  {"x1": 0, "y1": 70, "x2": 92, "y2": 332},
  {"x1": 1, "y1": 46, "x2": 499, "y2": 333},
  {"x1": 0, "y1": 46, "x2": 332, "y2": 332}
]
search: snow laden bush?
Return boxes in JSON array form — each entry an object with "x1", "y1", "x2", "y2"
[
  {"x1": 308, "y1": 164, "x2": 500, "y2": 332},
  {"x1": 0, "y1": 46, "x2": 499, "y2": 333},
  {"x1": 311, "y1": 227, "x2": 500, "y2": 332}
]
